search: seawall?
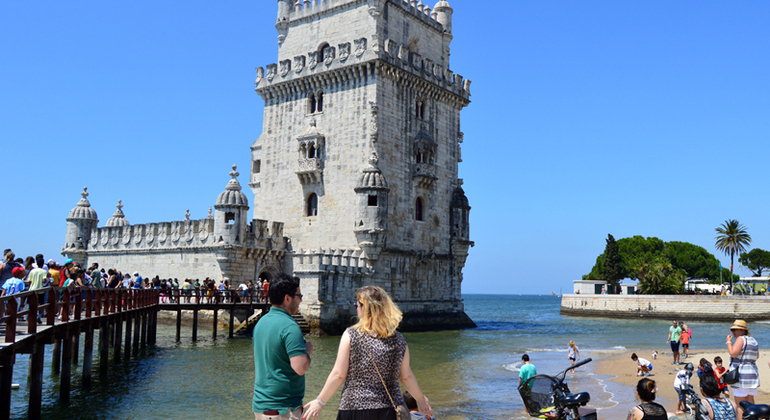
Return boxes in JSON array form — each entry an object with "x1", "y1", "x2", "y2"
[{"x1": 560, "y1": 294, "x2": 770, "y2": 321}]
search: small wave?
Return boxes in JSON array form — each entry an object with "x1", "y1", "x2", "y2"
[{"x1": 503, "y1": 361, "x2": 523, "y2": 373}]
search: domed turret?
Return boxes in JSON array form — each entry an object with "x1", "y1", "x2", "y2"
[
  {"x1": 450, "y1": 185, "x2": 471, "y2": 242},
  {"x1": 434, "y1": 0, "x2": 453, "y2": 34},
  {"x1": 105, "y1": 200, "x2": 130, "y2": 227},
  {"x1": 214, "y1": 165, "x2": 250, "y2": 245},
  {"x1": 63, "y1": 187, "x2": 99, "y2": 263},
  {"x1": 354, "y1": 153, "x2": 389, "y2": 261}
]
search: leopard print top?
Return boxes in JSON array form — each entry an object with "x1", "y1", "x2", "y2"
[{"x1": 338, "y1": 327, "x2": 407, "y2": 410}]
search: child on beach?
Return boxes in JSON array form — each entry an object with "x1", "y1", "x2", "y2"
[
  {"x1": 680, "y1": 326, "x2": 691, "y2": 359},
  {"x1": 568, "y1": 341, "x2": 580, "y2": 373},
  {"x1": 674, "y1": 363, "x2": 692, "y2": 413},
  {"x1": 404, "y1": 390, "x2": 435, "y2": 420},
  {"x1": 631, "y1": 353, "x2": 652, "y2": 376},
  {"x1": 713, "y1": 356, "x2": 729, "y2": 397}
]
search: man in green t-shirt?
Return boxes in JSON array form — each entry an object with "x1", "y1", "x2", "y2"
[
  {"x1": 519, "y1": 354, "x2": 537, "y2": 389},
  {"x1": 253, "y1": 274, "x2": 313, "y2": 419},
  {"x1": 666, "y1": 320, "x2": 682, "y2": 365}
]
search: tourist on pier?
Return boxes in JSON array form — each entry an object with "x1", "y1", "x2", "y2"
[
  {"x1": 632, "y1": 353, "x2": 652, "y2": 376},
  {"x1": 626, "y1": 378, "x2": 669, "y2": 420},
  {"x1": 0, "y1": 267, "x2": 25, "y2": 297},
  {"x1": 0, "y1": 251, "x2": 21, "y2": 288},
  {"x1": 132, "y1": 272, "x2": 142, "y2": 289},
  {"x1": 699, "y1": 374, "x2": 737, "y2": 420},
  {"x1": 726, "y1": 319, "x2": 759, "y2": 419},
  {"x1": 253, "y1": 274, "x2": 312, "y2": 420},
  {"x1": 666, "y1": 320, "x2": 682, "y2": 365},
  {"x1": 302, "y1": 285, "x2": 431, "y2": 420},
  {"x1": 122, "y1": 273, "x2": 132, "y2": 289}
]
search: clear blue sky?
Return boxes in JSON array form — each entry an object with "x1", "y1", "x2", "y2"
[{"x1": 2, "y1": 1, "x2": 768, "y2": 294}]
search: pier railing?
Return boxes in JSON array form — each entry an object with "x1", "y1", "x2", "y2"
[{"x1": 0, "y1": 286, "x2": 269, "y2": 420}]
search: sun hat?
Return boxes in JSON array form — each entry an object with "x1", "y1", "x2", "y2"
[{"x1": 730, "y1": 319, "x2": 749, "y2": 331}]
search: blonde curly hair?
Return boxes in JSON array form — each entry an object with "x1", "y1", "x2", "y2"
[{"x1": 352, "y1": 286, "x2": 402, "y2": 338}]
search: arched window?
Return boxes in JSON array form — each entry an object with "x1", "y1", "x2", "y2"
[
  {"x1": 306, "y1": 193, "x2": 318, "y2": 217},
  {"x1": 308, "y1": 92, "x2": 316, "y2": 114},
  {"x1": 316, "y1": 91, "x2": 323, "y2": 112},
  {"x1": 307, "y1": 143, "x2": 316, "y2": 159},
  {"x1": 415, "y1": 150, "x2": 424, "y2": 164},
  {"x1": 415, "y1": 197, "x2": 424, "y2": 221}
]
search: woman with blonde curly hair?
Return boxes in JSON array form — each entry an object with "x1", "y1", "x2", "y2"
[{"x1": 303, "y1": 286, "x2": 433, "y2": 420}]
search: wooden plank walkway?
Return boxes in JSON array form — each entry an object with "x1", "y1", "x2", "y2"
[{"x1": 0, "y1": 287, "x2": 270, "y2": 420}]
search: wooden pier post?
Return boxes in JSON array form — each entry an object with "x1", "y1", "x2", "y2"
[
  {"x1": 61, "y1": 330, "x2": 72, "y2": 404},
  {"x1": 212, "y1": 298, "x2": 218, "y2": 341},
  {"x1": 124, "y1": 312, "x2": 132, "y2": 362},
  {"x1": 114, "y1": 314, "x2": 123, "y2": 362},
  {"x1": 52, "y1": 339, "x2": 61, "y2": 375},
  {"x1": 83, "y1": 327, "x2": 94, "y2": 387},
  {"x1": 99, "y1": 318, "x2": 109, "y2": 378},
  {"x1": 132, "y1": 310, "x2": 140, "y2": 356},
  {"x1": 192, "y1": 309, "x2": 198, "y2": 342},
  {"x1": 0, "y1": 350, "x2": 15, "y2": 420},
  {"x1": 229, "y1": 308, "x2": 235, "y2": 339},
  {"x1": 149, "y1": 308, "x2": 157, "y2": 346},
  {"x1": 71, "y1": 330, "x2": 80, "y2": 366},
  {"x1": 28, "y1": 341, "x2": 45, "y2": 420},
  {"x1": 140, "y1": 310, "x2": 148, "y2": 354},
  {"x1": 176, "y1": 309, "x2": 182, "y2": 342}
]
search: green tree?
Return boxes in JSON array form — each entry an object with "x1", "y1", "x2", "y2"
[
  {"x1": 714, "y1": 219, "x2": 752, "y2": 288},
  {"x1": 663, "y1": 241, "x2": 720, "y2": 280},
  {"x1": 739, "y1": 248, "x2": 770, "y2": 277},
  {"x1": 631, "y1": 254, "x2": 685, "y2": 294},
  {"x1": 600, "y1": 234, "x2": 623, "y2": 291}
]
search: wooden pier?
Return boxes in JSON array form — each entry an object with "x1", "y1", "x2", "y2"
[{"x1": 0, "y1": 287, "x2": 269, "y2": 420}]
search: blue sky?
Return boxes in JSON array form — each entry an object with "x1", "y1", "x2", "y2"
[{"x1": 1, "y1": 1, "x2": 768, "y2": 294}]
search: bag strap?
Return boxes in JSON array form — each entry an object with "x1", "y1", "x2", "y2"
[{"x1": 359, "y1": 330, "x2": 399, "y2": 412}]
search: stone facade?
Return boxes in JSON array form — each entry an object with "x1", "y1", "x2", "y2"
[
  {"x1": 561, "y1": 294, "x2": 770, "y2": 321},
  {"x1": 63, "y1": 0, "x2": 475, "y2": 334}
]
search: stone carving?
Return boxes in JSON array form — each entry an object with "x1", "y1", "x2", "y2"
[
  {"x1": 369, "y1": 101, "x2": 378, "y2": 142},
  {"x1": 199, "y1": 227, "x2": 209, "y2": 242},
  {"x1": 367, "y1": 0, "x2": 382, "y2": 17},
  {"x1": 398, "y1": 45, "x2": 408, "y2": 63},
  {"x1": 158, "y1": 226, "x2": 168, "y2": 243},
  {"x1": 122, "y1": 227, "x2": 131, "y2": 245},
  {"x1": 185, "y1": 224, "x2": 194, "y2": 242},
  {"x1": 100, "y1": 231, "x2": 108, "y2": 246},
  {"x1": 134, "y1": 227, "x2": 143, "y2": 245},
  {"x1": 280, "y1": 59, "x2": 291, "y2": 77},
  {"x1": 385, "y1": 39, "x2": 397, "y2": 58},
  {"x1": 323, "y1": 46, "x2": 336, "y2": 65},
  {"x1": 110, "y1": 231, "x2": 119, "y2": 246},
  {"x1": 184, "y1": 209, "x2": 190, "y2": 221},
  {"x1": 294, "y1": 55, "x2": 305, "y2": 73},
  {"x1": 207, "y1": 206, "x2": 213, "y2": 219},
  {"x1": 90, "y1": 231, "x2": 99, "y2": 247},
  {"x1": 423, "y1": 59, "x2": 433, "y2": 76},
  {"x1": 146, "y1": 227, "x2": 154, "y2": 244},
  {"x1": 338, "y1": 43, "x2": 351, "y2": 62},
  {"x1": 255, "y1": 67, "x2": 264, "y2": 85},
  {"x1": 354, "y1": 38, "x2": 367, "y2": 57},
  {"x1": 308, "y1": 51, "x2": 318, "y2": 69},
  {"x1": 171, "y1": 226, "x2": 181, "y2": 243},
  {"x1": 410, "y1": 52, "x2": 422, "y2": 70},
  {"x1": 266, "y1": 64, "x2": 277, "y2": 81}
]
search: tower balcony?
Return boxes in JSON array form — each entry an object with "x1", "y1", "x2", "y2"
[
  {"x1": 413, "y1": 163, "x2": 437, "y2": 188},
  {"x1": 296, "y1": 158, "x2": 323, "y2": 184}
]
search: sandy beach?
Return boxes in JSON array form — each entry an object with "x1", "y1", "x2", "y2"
[{"x1": 593, "y1": 347, "x2": 770, "y2": 419}]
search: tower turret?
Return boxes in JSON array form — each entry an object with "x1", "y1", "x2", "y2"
[
  {"x1": 63, "y1": 187, "x2": 99, "y2": 264},
  {"x1": 354, "y1": 153, "x2": 389, "y2": 261},
  {"x1": 105, "y1": 200, "x2": 130, "y2": 227},
  {"x1": 275, "y1": 0, "x2": 294, "y2": 44},
  {"x1": 434, "y1": 0, "x2": 453, "y2": 34},
  {"x1": 214, "y1": 165, "x2": 250, "y2": 244}
]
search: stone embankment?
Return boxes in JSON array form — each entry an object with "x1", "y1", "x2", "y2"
[{"x1": 561, "y1": 294, "x2": 770, "y2": 321}]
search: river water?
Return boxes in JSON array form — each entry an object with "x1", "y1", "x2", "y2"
[{"x1": 8, "y1": 294, "x2": 770, "y2": 419}]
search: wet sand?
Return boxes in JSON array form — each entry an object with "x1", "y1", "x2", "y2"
[{"x1": 593, "y1": 348, "x2": 770, "y2": 419}]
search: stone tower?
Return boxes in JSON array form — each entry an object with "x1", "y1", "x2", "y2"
[
  {"x1": 214, "y1": 165, "x2": 250, "y2": 246},
  {"x1": 251, "y1": 0, "x2": 474, "y2": 333},
  {"x1": 63, "y1": 187, "x2": 99, "y2": 265}
]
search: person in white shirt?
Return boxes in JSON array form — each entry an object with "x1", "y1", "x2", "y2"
[{"x1": 632, "y1": 353, "x2": 653, "y2": 376}]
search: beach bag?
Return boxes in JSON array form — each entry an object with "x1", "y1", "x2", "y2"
[
  {"x1": 360, "y1": 331, "x2": 411, "y2": 420},
  {"x1": 724, "y1": 340, "x2": 747, "y2": 385}
]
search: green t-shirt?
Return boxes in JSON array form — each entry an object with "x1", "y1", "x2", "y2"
[
  {"x1": 519, "y1": 363, "x2": 537, "y2": 387},
  {"x1": 670, "y1": 325, "x2": 681, "y2": 342},
  {"x1": 91, "y1": 270, "x2": 102, "y2": 288},
  {"x1": 253, "y1": 307, "x2": 307, "y2": 414}
]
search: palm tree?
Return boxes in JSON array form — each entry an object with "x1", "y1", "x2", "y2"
[{"x1": 715, "y1": 219, "x2": 752, "y2": 289}]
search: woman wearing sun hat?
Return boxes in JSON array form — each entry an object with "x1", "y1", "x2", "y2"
[{"x1": 726, "y1": 319, "x2": 759, "y2": 418}]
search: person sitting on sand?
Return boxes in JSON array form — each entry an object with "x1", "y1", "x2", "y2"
[
  {"x1": 699, "y1": 373, "x2": 737, "y2": 420},
  {"x1": 631, "y1": 353, "x2": 652, "y2": 376},
  {"x1": 626, "y1": 378, "x2": 669, "y2": 420}
]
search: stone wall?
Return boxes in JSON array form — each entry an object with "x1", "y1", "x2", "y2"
[{"x1": 561, "y1": 294, "x2": 770, "y2": 321}]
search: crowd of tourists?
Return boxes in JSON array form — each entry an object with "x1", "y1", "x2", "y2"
[{"x1": 0, "y1": 248, "x2": 270, "y2": 319}]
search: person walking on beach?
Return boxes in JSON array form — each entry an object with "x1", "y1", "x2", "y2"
[
  {"x1": 631, "y1": 353, "x2": 652, "y2": 376},
  {"x1": 567, "y1": 341, "x2": 580, "y2": 373},
  {"x1": 680, "y1": 324, "x2": 691, "y2": 359},
  {"x1": 253, "y1": 274, "x2": 313, "y2": 419},
  {"x1": 726, "y1": 319, "x2": 759, "y2": 419},
  {"x1": 519, "y1": 354, "x2": 537, "y2": 389},
  {"x1": 626, "y1": 378, "x2": 669, "y2": 420},
  {"x1": 666, "y1": 320, "x2": 682, "y2": 364}
]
